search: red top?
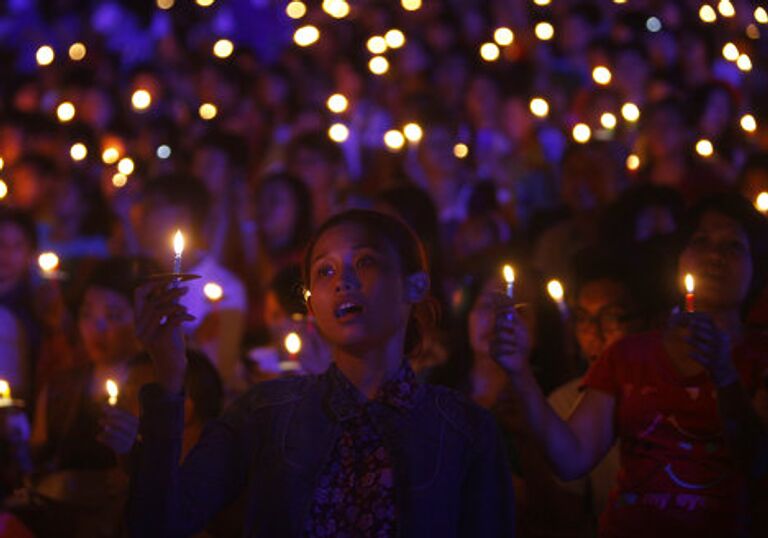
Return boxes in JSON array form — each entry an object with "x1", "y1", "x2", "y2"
[{"x1": 583, "y1": 330, "x2": 768, "y2": 537}]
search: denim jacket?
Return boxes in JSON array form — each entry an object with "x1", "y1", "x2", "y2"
[{"x1": 128, "y1": 365, "x2": 515, "y2": 537}]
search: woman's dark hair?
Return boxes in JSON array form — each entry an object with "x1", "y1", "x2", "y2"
[
  {"x1": 78, "y1": 256, "x2": 160, "y2": 305},
  {"x1": 678, "y1": 192, "x2": 768, "y2": 314},
  {"x1": 301, "y1": 209, "x2": 438, "y2": 357}
]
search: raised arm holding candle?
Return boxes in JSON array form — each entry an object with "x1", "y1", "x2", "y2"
[{"x1": 490, "y1": 194, "x2": 768, "y2": 536}]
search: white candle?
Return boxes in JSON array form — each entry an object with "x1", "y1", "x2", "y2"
[
  {"x1": 173, "y1": 230, "x2": 184, "y2": 274},
  {"x1": 547, "y1": 279, "x2": 568, "y2": 316},
  {"x1": 106, "y1": 379, "x2": 119, "y2": 406},
  {"x1": 502, "y1": 264, "x2": 515, "y2": 299}
]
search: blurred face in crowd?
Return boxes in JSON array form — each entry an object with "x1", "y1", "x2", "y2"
[
  {"x1": 288, "y1": 148, "x2": 336, "y2": 193},
  {"x1": 645, "y1": 107, "x2": 687, "y2": 160},
  {"x1": 700, "y1": 89, "x2": 732, "y2": 138},
  {"x1": 0, "y1": 222, "x2": 34, "y2": 292},
  {"x1": 257, "y1": 179, "x2": 298, "y2": 251},
  {"x1": 678, "y1": 211, "x2": 752, "y2": 312},
  {"x1": 468, "y1": 273, "x2": 537, "y2": 358},
  {"x1": 194, "y1": 147, "x2": 229, "y2": 198},
  {"x1": 134, "y1": 202, "x2": 194, "y2": 269},
  {"x1": 78, "y1": 286, "x2": 138, "y2": 366},
  {"x1": 573, "y1": 278, "x2": 634, "y2": 362},
  {"x1": 634, "y1": 204, "x2": 677, "y2": 241},
  {"x1": 9, "y1": 163, "x2": 43, "y2": 211}
]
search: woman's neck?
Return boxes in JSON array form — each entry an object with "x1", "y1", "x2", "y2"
[{"x1": 333, "y1": 331, "x2": 405, "y2": 399}]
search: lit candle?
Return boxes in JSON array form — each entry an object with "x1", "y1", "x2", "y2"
[
  {"x1": 38, "y1": 251, "x2": 61, "y2": 279},
  {"x1": 684, "y1": 273, "x2": 695, "y2": 313},
  {"x1": 106, "y1": 379, "x2": 119, "y2": 406},
  {"x1": 755, "y1": 191, "x2": 768, "y2": 213},
  {"x1": 0, "y1": 379, "x2": 11, "y2": 405},
  {"x1": 284, "y1": 332, "x2": 302, "y2": 355},
  {"x1": 173, "y1": 230, "x2": 184, "y2": 274},
  {"x1": 502, "y1": 264, "x2": 515, "y2": 299},
  {"x1": 547, "y1": 279, "x2": 568, "y2": 316}
]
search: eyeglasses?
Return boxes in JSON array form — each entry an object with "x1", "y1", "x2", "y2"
[{"x1": 573, "y1": 306, "x2": 632, "y2": 335}]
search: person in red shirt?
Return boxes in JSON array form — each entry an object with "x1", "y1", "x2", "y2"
[{"x1": 492, "y1": 193, "x2": 768, "y2": 537}]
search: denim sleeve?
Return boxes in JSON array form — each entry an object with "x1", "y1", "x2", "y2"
[
  {"x1": 127, "y1": 383, "x2": 247, "y2": 538},
  {"x1": 458, "y1": 412, "x2": 516, "y2": 537}
]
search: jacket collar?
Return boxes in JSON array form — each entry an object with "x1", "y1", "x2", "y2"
[{"x1": 325, "y1": 360, "x2": 421, "y2": 422}]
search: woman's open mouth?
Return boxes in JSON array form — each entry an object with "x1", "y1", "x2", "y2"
[{"x1": 334, "y1": 301, "x2": 364, "y2": 320}]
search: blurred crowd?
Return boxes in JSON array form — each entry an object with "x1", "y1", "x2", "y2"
[{"x1": 1, "y1": 0, "x2": 768, "y2": 536}]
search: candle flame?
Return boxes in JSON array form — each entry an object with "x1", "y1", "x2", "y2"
[
  {"x1": 547, "y1": 279, "x2": 564, "y2": 302},
  {"x1": 173, "y1": 230, "x2": 184, "y2": 256},
  {"x1": 0, "y1": 379, "x2": 10, "y2": 400},
  {"x1": 106, "y1": 379, "x2": 119, "y2": 405},
  {"x1": 38, "y1": 251, "x2": 60, "y2": 272},
  {"x1": 756, "y1": 191, "x2": 768, "y2": 213},
  {"x1": 684, "y1": 273, "x2": 695, "y2": 293},
  {"x1": 284, "y1": 332, "x2": 302, "y2": 354},
  {"x1": 503, "y1": 264, "x2": 515, "y2": 284}
]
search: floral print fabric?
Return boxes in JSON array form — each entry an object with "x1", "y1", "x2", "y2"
[{"x1": 305, "y1": 362, "x2": 417, "y2": 538}]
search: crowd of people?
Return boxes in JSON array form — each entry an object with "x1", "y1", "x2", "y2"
[{"x1": 1, "y1": 0, "x2": 768, "y2": 536}]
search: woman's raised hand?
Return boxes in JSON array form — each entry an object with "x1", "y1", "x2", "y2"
[
  {"x1": 98, "y1": 405, "x2": 139, "y2": 455},
  {"x1": 134, "y1": 280, "x2": 195, "y2": 394},
  {"x1": 490, "y1": 294, "x2": 532, "y2": 381},
  {"x1": 668, "y1": 310, "x2": 739, "y2": 387}
]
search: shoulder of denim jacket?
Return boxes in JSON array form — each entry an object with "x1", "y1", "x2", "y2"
[{"x1": 237, "y1": 374, "x2": 320, "y2": 412}]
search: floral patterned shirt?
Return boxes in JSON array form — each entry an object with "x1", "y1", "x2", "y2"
[{"x1": 304, "y1": 361, "x2": 418, "y2": 538}]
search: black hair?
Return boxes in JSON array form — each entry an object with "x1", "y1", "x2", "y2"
[
  {"x1": 677, "y1": 192, "x2": 768, "y2": 314},
  {"x1": 79, "y1": 256, "x2": 160, "y2": 305},
  {"x1": 269, "y1": 264, "x2": 308, "y2": 317},
  {"x1": 141, "y1": 173, "x2": 211, "y2": 239},
  {"x1": 0, "y1": 208, "x2": 38, "y2": 250},
  {"x1": 302, "y1": 209, "x2": 438, "y2": 357},
  {"x1": 286, "y1": 131, "x2": 345, "y2": 167}
]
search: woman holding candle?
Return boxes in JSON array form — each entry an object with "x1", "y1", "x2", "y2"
[
  {"x1": 20, "y1": 257, "x2": 154, "y2": 537},
  {"x1": 129, "y1": 209, "x2": 515, "y2": 537},
  {"x1": 492, "y1": 193, "x2": 768, "y2": 536}
]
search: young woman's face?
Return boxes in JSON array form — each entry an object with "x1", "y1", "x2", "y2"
[
  {"x1": 78, "y1": 286, "x2": 138, "y2": 366},
  {"x1": 308, "y1": 223, "x2": 411, "y2": 353},
  {"x1": 0, "y1": 223, "x2": 33, "y2": 289},
  {"x1": 678, "y1": 211, "x2": 753, "y2": 311},
  {"x1": 573, "y1": 279, "x2": 633, "y2": 362}
]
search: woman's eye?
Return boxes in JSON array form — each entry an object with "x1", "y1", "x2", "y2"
[
  {"x1": 689, "y1": 236, "x2": 709, "y2": 249},
  {"x1": 724, "y1": 241, "x2": 747, "y2": 257},
  {"x1": 317, "y1": 265, "x2": 334, "y2": 278},
  {"x1": 357, "y1": 255, "x2": 376, "y2": 268}
]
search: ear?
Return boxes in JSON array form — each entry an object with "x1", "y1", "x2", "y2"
[{"x1": 405, "y1": 271, "x2": 430, "y2": 304}]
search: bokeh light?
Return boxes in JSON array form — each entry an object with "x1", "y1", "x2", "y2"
[
  {"x1": 70, "y1": 143, "x2": 87, "y2": 161},
  {"x1": 199, "y1": 103, "x2": 218, "y2": 120},
  {"x1": 572, "y1": 123, "x2": 591, "y2": 143},
  {"x1": 529, "y1": 97, "x2": 549, "y2": 118},
  {"x1": 328, "y1": 123, "x2": 350, "y2": 143},
  {"x1": 294, "y1": 25, "x2": 320, "y2": 47},
  {"x1": 68, "y1": 43, "x2": 86, "y2": 61},
  {"x1": 213, "y1": 39, "x2": 234, "y2": 58},
  {"x1": 36, "y1": 45, "x2": 54, "y2": 66}
]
